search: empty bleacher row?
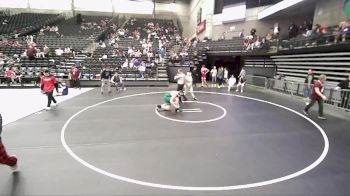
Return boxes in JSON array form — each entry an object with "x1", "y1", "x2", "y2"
[
  {"x1": 272, "y1": 52, "x2": 350, "y2": 85},
  {"x1": 0, "y1": 13, "x2": 64, "y2": 36},
  {"x1": 36, "y1": 35, "x2": 92, "y2": 52},
  {"x1": 195, "y1": 38, "x2": 245, "y2": 53},
  {"x1": 244, "y1": 57, "x2": 276, "y2": 68}
]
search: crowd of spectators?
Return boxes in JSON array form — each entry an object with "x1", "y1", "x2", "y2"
[{"x1": 91, "y1": 18, "x2": 181, "y2": 78}]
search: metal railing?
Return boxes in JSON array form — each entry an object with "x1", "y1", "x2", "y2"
[{"x1": 245, "y1": 75, "x2": 350, "y2": 111}]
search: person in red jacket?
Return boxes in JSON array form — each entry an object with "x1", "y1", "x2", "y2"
[
  {"x1": 0, "y1": 113, "x2": 17, "y2": 170},
  {"x1": 41, "y1": 70, "x2": 59, "y2": 110}
]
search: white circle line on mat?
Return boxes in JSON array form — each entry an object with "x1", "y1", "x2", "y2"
[{"x1": 60, "y1": 91, "x2": 329, "y2": 191}]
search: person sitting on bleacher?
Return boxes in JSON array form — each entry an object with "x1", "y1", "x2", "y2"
[
  {"x1": 5, "y1": 67, "x2": 16, "y2": 85},
  {"x1": 121, "y1": 59, "x2": 128, "y2": 71},
  {"x1": 127, "y1": 47, "x2": 135, "y2": 57},
  {"x1": 339, "y1": 19, "x2": 350, "y2": 42},
  {"x1": 55, "y1": 48, "x2": 63, "y2": 56},
  {"x1": 27, "y1": 45, "x2": 37, "y2": 60},
  {"x1": 43, "y1": 45, "x2": 50, "y2": 58},
  {"x1": 134, "y1": 50, "x2": 142, "y2": 58}
]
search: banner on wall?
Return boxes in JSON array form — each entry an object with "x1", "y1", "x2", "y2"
[{"x1": 196, "y1": 20, "x2": 206, "y2": 34}]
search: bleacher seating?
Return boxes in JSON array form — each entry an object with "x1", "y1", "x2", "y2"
[
  {"x1": 272, "y1": 52, "x2": 350, "y2": 85},
  {"x1": 0, "y1": 13, "x2": 63, "y2": 36},
  {"x1": 195, "y1": 38, "x2": 245, "y2": 53}
]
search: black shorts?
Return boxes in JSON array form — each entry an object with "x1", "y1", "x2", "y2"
[{"x1": 177, "y1": 84, "x2": 184, "y2": 91}]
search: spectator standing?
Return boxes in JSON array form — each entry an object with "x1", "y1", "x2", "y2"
[
  {"x1": 69, "y1": 64, "x2": 81, "y2": 89},
  {"x1": 210, "y1": 66, "x2": 217, "y2": 87},
  {"x1": 303, "y1": 75, "x2": 328, "y2": 120},
  {"x1": 200, "y1": 65, "x2": 209, "y2": 87},
  {"x1": 217, "y1": 66, "x2": 224, "y2": 88}
]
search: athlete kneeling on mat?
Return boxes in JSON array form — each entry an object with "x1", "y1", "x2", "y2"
[{"x1": 157, "y1": 91, "x2": 184, "y2": 112}]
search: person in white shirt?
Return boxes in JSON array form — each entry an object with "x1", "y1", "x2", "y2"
[
  {"x1": 224, "y1": 67, "x2": 229, "y2": 84},
  {"x1": 138, "y1": 63, "x2": 146, "y2": 78},
  {"x1": 121, "y1": 59, "x2": 128, "y2": 71},
  {"x1": 174, "y1": 69, "x2": 187, "y2": 101},
  {"x1": 236, "y1": 68, "x2": 246, "y2": 93},
  {"x1": 55, "y1": 48, "x2": 63, "y2": 56},
  {"x1": 127, "y1": 47, "x2": 134, "y2": 57},
  {"x1": 210, "y1": 66, "x2": 217, "y2": 87},
  {"x1": 134, "y1": 50, "x2": 142, "y2": 58},
  {"x1": 184, "y1": 72, "x2": 197, "y2": 100},
  {"x1": 227, "y1": 75, "x2": 237, "y2": 92}
]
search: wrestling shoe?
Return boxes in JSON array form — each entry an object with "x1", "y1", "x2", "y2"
[
  {"x1": 303, "y1": 110, "x2": 309, "y2": 116},
  {"x1": 156, "y1": 105, "x2": 161, "y2": 110},
  {"x1": 318, "y1": 116, "x2": 327, "y2": 120},
  {"x1": 45, "y1": 107, "x2": 51, "y2": 111},
  {"x1": 175, "y1": 109, "x2": 182, "y2": 113}
]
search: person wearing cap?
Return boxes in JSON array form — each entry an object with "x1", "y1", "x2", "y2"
[
  {"x1": 69, "y1": 64, "x2": 81, "y2": 89},
  {"x1": 0, "y1": 113, "x2": 18, "y2": 170},
  {"x1": 41, "y1": 70, "x2": 59, "y2": 110}
]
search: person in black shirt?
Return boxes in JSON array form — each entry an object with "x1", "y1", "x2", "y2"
[
  {"x1": 191, "y1": 66, "x2": 199, "y2": 87},
  {"x1": 100, "y1": 66, "x2": 112, "y2": 94},
  {"x1": 336, "y1": 75, "x2": 350, "y2": 109}
]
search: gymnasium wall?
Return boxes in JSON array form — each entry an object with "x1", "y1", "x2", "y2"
[
  {"x1": 211, "y1": 11, "x2": 313, "y2": 40},
  {"x1": 313, "y1": 0, "x2": 349, "y2": 27}
]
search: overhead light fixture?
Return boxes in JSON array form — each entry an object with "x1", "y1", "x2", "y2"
[{"x1": 258, "y1": 0, "x2": 304, "y2": 20}]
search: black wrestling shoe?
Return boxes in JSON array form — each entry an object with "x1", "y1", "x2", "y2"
[{"x1": 175, "y1": 109, "x2": 182, "y2": 113}]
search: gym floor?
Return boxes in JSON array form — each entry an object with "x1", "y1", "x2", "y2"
[{"x1": 0, "y1": 86, "x2": 349, "y2": 196}]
